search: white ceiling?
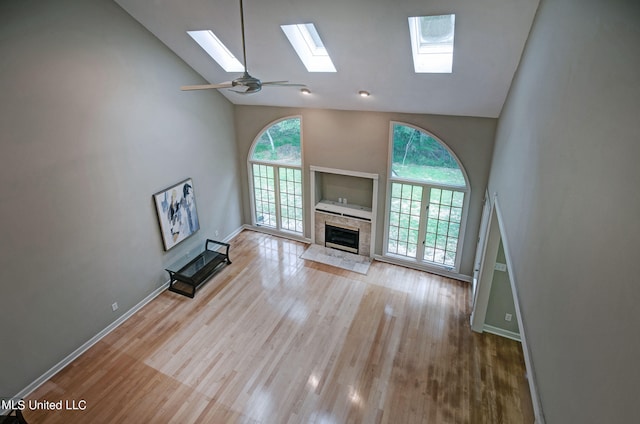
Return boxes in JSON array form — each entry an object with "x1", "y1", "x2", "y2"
[{"x1": 114, "y1": 0, "x2": 539, "y2": 118}]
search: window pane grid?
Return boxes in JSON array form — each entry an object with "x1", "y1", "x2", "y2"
[
  {"x1": 249, "y1": 118, "x2": 303, "y2": 235},
  {"x1": 253, "y1": 164, "x2": 277, "y2": 228},
  {"x1": 387, "y1": 123, "x2": 468, "y2": 271},
  {"x1": 279, "y1": 167, "x2": 303, "y2": 234},
  {"x1": 423, "y1": 188, "x2": 464, "y2": 266},
  {"x1": 387, "y1": 182, "x2": 422, "y2": 258}
]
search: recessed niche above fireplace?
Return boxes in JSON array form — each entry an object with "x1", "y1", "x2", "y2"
[
  {"x1": 315, "y1": 171, "x2": 373, "y2": 209},
  {"x1": 310, "y1": 166, "x2": 378, "y2": 258}
]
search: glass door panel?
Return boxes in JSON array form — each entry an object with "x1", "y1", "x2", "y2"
[
  {"x1": 278, "y1": 167, "x2": 303, "y2": 233},
  {"x1": 423, "y1": 188, "x2": 464, "y2": 267},
  {"x1": 387, "y1": 182, "x2": 423, "y2": 258},
  {"x1": 253, "y1": 164, "x2": 277, "y2": 228}
]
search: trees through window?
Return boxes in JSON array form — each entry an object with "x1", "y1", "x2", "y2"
[
  {"x1": 386, "y1": 123, "x2": 468, "y2": 270},
  {"x1": 249, "y1": 117, "x2": 303, "y2": 235},
  {"x1": 247, "y1": 118, "x2": 468, "y2": 271}
]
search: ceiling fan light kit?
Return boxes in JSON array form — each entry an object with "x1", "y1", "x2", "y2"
[
  {"x1": 181, "y1": 0, "x2": 306, "y2": 94},
  {"x1": 358, "y1": 90, "x2": 370, "y2": 97}
]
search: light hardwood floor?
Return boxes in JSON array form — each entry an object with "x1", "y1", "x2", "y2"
[{"x1": 25, "y1": 230, "x2": 533, "y2": 423}]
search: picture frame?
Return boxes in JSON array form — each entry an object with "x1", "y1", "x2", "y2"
[{"x1": 153, "y1": 178, "x2": 200, "y2": 251}]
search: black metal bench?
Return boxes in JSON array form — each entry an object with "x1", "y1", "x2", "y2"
[{"x1": 165, "y1": 239, "x2": 231, "y2": 298}]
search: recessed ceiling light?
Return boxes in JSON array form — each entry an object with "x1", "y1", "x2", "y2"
[
  {"x1": 187, "y1": 30, "x2": 244, "y2": 72},
  {"x1": 358, "y1": 90, "x2": 370, "y2": 97},
  {"x1": 281, "y1": 23, "x2": 337, "y2": 72},
  {"x1": 408, "y1": 14, "x2": 456, "y2": 73},
  {"x1": 300, "y1": 88, "x2": 311, "y2": 95}
]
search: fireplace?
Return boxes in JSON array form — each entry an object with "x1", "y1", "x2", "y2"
[
  {"x1": 325, "y1": 224, "x2": 359, "y2": 254},
  {"x1": 310, "y1": 166, "x2": 379, "y2": 258}
]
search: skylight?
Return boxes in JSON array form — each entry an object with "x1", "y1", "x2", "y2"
[
  {"x1": 408, "y1": 14, "x2": 455, "y2": 73},
  {"x1": 281, "y1": 23, "x2": 336, "y2": 72},
  {"x1": 187, "y1": 30, "x2": 244, "y2": 72}
]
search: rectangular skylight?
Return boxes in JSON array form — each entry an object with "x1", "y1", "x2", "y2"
[
  {"x1": 408, "y1": 14, "x2": 455, "y2": 73},
  {"x1": 187, "y1": 30, "x2": 244, "y2": 72},
  {"x1": 281, "y1": 23, "x2": 336, "y2": 72}
]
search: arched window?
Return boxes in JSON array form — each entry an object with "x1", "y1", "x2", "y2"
[
  {"x1": 385, "y1": 122, "x2": 469, "y2": 270},
  {"x1": 248, "y1": 117, "x2": 303, "y2": 234}
]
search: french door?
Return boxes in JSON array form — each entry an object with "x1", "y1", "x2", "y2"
[
  {"x1": 386, "y1": 181, "x2": 465, "y2": 269},
  {"x1": 251, "y1": 163, "x2": 303, "y2": 234}
]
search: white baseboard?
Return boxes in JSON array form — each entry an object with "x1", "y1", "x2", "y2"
[
  {"x1": 224, "y1": 225, "x2": 246, "y2": 242},
  {"x1": 483, "y1": 324, "x2": 522, "y2": 342},
  {"x1": 4, "y1": 282, "x2": 169, "y2": 414},
  {"x1": 242, "y1": 224, "x2": 312, "y2": 244},
  {"x1": 373, "y1": 254, "x2": 473, "y2": 283},
  {"x1": 244, "y1": 227, "x2": 473, "y2": 285},
  {"x1": 1, "y1": 226, "x2": 260, "y2": 415}
]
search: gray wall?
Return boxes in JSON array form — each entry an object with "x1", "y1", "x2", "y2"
[
  {"x1": 484, "y1": 241, "x2": 519, "y2": 334},
  {"x1": 235, "y1": 106, "x2": 496, "y2": 277},
  {"x1": 487, "y1": 0, "x2": 640, "y2": 422},
  {"x1": 0, "y1": 0, "x2": 242, "y2": 397}
]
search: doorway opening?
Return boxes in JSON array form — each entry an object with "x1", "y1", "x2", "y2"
[{"x1": 470, "y1": 195, "x2": 543, "y2": 422}]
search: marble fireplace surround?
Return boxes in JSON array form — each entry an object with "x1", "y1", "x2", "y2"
[
  {"x1": 309, "y1": 166, "x2": 379, "y2": 258},
  {"x1": 314, "y1": 212, "x2": 372, "y2": 257}
]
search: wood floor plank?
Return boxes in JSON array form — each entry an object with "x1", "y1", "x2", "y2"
[{"x1": 24, "y1": 230, "x2": 533, "y2": 423}]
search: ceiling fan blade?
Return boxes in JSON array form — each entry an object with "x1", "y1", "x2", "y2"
[
  {"x1": 181, "y1": 83, "x2": 233, "y2": 91},
  {"x1": 181, "y1": 0, "x2": 308, "y2": 95}
]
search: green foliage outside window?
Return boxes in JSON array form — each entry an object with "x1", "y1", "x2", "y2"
[
  {"x1": 251, "y1": 118, "x2": 301, "y2": 165},
  {"x1": 250, "y1": 118, "x2": 303, "y2": 235},
  {"x1": 391, "y1": 123, "x2": 465, "y2": 186}
]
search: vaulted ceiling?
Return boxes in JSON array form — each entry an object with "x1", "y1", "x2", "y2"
[{"x1": 115, "y1": 0, "x2": 539, "y2": 118}]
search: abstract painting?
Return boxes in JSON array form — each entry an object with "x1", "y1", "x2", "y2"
[{"x1": 153, "y1": 178, "x2": 200, "y2": 250}]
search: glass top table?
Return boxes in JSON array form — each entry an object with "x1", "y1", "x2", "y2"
[{"x1": 165, "y1": 239, "x2": 231, "y2": 298}]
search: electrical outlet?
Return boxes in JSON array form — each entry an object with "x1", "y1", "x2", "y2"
[
  {"x1": 111, "y1": 302, "x2": 119, "y2": 312},
  {"x1": 215, "y1": 229, "x2": 219, "y2": 237},
  {"x1": 504, "y1": 313, "x2": 512, "y2": 322},
  {"x1": 494, "y1": 262, "x2": 507, "y2": 272}
]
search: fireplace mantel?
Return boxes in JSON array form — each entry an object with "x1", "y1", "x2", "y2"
[
  {"x1": 309, "y1": 166, "x2": 378, "y2": 257},
  {"x1": 315, "y1": 199, "x2": 372, "y2": 221}
]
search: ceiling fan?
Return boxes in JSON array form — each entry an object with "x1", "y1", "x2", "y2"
[{"x1": 181, "y1": 0, "x2": 306, "y2": 94}]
